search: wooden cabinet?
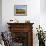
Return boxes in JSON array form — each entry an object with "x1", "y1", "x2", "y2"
[{"x1": 7, "y1": 23, "x2": 34, "y2": 46}]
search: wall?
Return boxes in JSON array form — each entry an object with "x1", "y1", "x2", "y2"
[
  {"x1": 0, "y1": 0, "x2": 2, "y2": 32},
  {"x1": 2, "y1": 0, "x2": 40, "y2": 30},
  {"x1": 40, "y1": 0, "x2": 46, "y2": 32},
  {"x1": 2, "y1": 0, "x2": 46, "y2": 46}
]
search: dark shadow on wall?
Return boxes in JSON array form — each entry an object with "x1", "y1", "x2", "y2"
[{"x1": 0, "y1": 0, "x2": 2, "y2": 32}]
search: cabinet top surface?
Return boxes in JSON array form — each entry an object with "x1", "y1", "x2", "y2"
[{"x1": 7, "y1": 23, "x2": 34, "y2": 25}]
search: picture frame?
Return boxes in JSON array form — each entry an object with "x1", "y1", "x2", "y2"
[{"x1": 14, "y1": 5, "x2": 27, "y2": 16}]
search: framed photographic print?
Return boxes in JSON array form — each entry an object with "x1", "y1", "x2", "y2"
[{"x1": 14, "y1": 5, "x2": 27, "y2": 16}]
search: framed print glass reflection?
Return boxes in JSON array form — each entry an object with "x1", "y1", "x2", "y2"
[{"x1": 14, "y1": 5, "x2": 27, "y2": 16}]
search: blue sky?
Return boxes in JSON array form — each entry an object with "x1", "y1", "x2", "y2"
[{"x1": 15, "y1": 5, "x2": 27, "y2": 9}]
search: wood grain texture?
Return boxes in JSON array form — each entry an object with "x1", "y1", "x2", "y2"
[{"x1": 7, "y1": 23, "x2": 34, "y2": 46}]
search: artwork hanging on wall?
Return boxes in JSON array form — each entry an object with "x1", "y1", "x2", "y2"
[{"x1": 14, "y1": 5, "x2": 27, "y2": 16}]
